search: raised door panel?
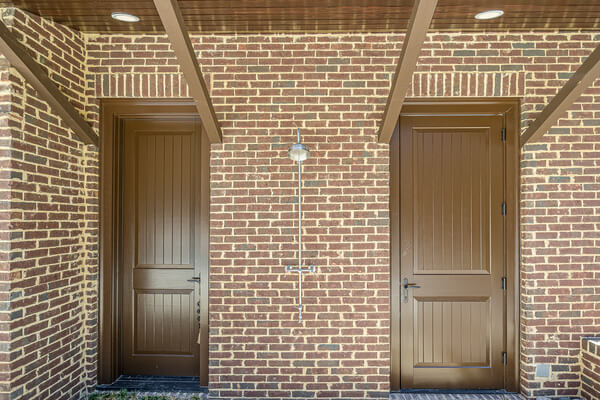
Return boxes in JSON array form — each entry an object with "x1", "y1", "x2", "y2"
[
  {"x1": 413, "y1": 298, "x2": 490, "y2": 367},
  {"x1": 135, "y1": 291, "x2": 194, "y2": 354},
  {"x1": 136, "y1": 133, "x2": 193, "y2": 267},
  {"x1": 412, "y1": 129, "x2": 491, "y2": 274}
]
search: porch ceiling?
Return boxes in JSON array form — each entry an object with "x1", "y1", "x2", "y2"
[{"x1": 1, "y1": 0, "x2": 600, "y2": 34}]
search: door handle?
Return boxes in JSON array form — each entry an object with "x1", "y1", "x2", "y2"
[
  {"x1": 403, "y1": 278, "x2": 420, "y2": 303},
  {"x1": 187, "y1": 276, "x2": 201, "y2": 283}
]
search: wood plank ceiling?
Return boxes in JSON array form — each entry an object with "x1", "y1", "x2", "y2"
[{"x1": 1, "y1": 0, "x2": 600, "y2": 33}]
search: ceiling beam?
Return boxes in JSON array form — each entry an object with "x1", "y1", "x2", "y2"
[
  {"x1": 377, "y1": 0, "x2": 438, "y2": 144},
  {"x1": 153, "y1": 0, "x2": 222, "y2": 144},
  {"x1": 520, "y1": 43, "x2": 600, "y2": 146},
  {"x1": 0, "y1": 20, "x2": 98, "y2": 146}
]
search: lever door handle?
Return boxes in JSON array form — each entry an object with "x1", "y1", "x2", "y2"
[
  {"x1": 187, "y1": 276, "x2": 201, "y2": 283},
  {"x1": 403, "y1": 277, "x2": 421, "y2": 289},
  {"x1": 403, "y1": 278, "x2": 420, "y2": 303}
]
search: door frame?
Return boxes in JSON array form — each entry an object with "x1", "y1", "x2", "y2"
[
  {"x1": 389, "y1": 98, "x2": 520, "y2": 392},
  {"x1": 99, "y1": 99, "x2": 210, "y2": 385}
]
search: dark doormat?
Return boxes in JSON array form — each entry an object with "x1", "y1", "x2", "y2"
[
  {"x1": 391, "y1": 392, "x2": 525, "y2": 400},
  {"x1": 395, "y1": 389, "x2": 516, "y2": 394},
  {"x1": 96, "y1": 375, "x2": 207, "y2": 393}
]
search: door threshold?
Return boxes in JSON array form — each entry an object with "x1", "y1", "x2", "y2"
[
  {"x1": 393, "y1": 389, "x2": 517, "y2": 394},
  {"x1": 96, "y1": 375, "x2": 207, "y2": 393}
]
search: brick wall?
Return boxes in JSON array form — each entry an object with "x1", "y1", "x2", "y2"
[
  {"x1": 0, "y1": 6, "x2": 598, "y2": 399},
  {"x1": 581, "y1": 338, "x2": 600, "y2": 400},
  {"x1": 85, "y1": 31, "x2": 600, "y2": 399},
  {"x1": 0, "y1": 8, "x2": 97, "y2": 400},
  {"x1": 86, "y1": 33, "x2": 395, "y2": 400},
  {"x1": 0, "y1": 17, "x2": 13, "y2": 397}
]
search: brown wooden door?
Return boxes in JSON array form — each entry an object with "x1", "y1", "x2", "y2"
[
  {"x1": 396, "y1": 114, "x2": 506, "y2": 388},
  {"x1": 122, "y1": 119, "x2": 207, "y2": 378}
]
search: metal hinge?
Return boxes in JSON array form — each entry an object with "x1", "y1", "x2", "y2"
[
  {"x1": 501, "y1": 277, "x2": 507, "y2": 290},
  {"x1": 501, "y1": 128, "x2": 506, "y2": 142},
  {"x1": 502, "y1": 352, "x2": 507, "y2": 364},
  {"x1": 501, "y1": 202, "x2": 506, "y2": 216}
]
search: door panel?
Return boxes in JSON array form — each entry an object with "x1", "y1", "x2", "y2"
[
  {"x1": 414, "y1": 298, "x2": 490, "y2": 367},
  {"x1": 412, "y1": 129, "x2": 491, "y2": 274},
  {"x1": 122, "y1": 119, "x2": 203, "y2": 377},
  {"x1": 135, "y1": 290, "x2": 194, "y2": 354},
  {"x1": 399, "y1": 115, "x2": 505, "y2": 389}
]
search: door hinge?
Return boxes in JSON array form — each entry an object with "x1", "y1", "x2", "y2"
[
  {"x1": 502, "y1": 352, "x2": 507, "y2": 364},
  {"x1": 501, "y1": 277, "x2": 507, "y2": 290},
  {"x1": 501, "y1": 202, "x2": 506, "y2": 216},
  {"x1": 501, "y1": 128, "x2": 506, "y2": 142}
]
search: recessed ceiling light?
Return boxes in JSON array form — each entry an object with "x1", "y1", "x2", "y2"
[
  {"x1": 111, "y1": 12, "x2": 140, "y2": 23},
  {"x1": 474, "y1": 10, "x2": 504, "y2": 20}
]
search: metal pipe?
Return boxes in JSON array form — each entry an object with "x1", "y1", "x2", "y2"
[
  {"x1": 286, "y1": 127, "x2": 313, "y2": 324},
  {"x1": 298, "y1": 158, "x2": 303, "y2": 323}
]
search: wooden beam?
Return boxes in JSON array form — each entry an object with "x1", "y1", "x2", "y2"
[
  {"x1": 520, "y1": 43, "x2": 600, "y2": 146},
  {"x1": 0, "y1": 20, "x2": 98, "y2": 146},
  {"x1": 153, "y1": 0, "x2": 222, "y2": 144},
  {"x1": 377, "y1": 0, "x2": 438, "y2": 143}
]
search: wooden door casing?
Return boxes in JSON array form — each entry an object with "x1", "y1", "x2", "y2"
[
  {"x1": 99, "y1": 100, "x2": 210, "y2": 385},
  {"x1": 390, "y1": 100, "x2": 520, "y2": 391},
  {"x1": 122, "y1": 119, "x2": 205, "y2": 376}
]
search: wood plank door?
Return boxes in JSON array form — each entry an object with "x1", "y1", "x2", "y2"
[
  {"x1": 122, "y1": 118, "x2": 208, "y2": 378},
  {"x1": 396, "y1": 114, "x2": 506, "y2": 389}
]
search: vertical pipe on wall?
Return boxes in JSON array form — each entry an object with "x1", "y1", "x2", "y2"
[
  {"x1": 298, "y1": 157, "x2": 303, "y2": 323},
  {"x1": 286, "y1": 127, "x2": 314, "y2": 324}
]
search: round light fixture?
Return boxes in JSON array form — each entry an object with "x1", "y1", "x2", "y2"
[
  {"x1": 111, "y1": 12, "x2": 140, "y2": 23},
  {"x1": 288, "y1": 143, "x2": 310, "y2": 162},
  {"x1": 474, "y1": 10, "x2": 504, "y2": 20}
]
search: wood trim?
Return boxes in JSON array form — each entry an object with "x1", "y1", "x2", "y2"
[
  {"x1": 0, "y1": 19, "x2": 98, "y2": 146},
  {"x1": 153, "y1": 0, "x2": 223, "y2": 144},
  {"x1": 99, "y1": 99, "x2": 210, "y2": 385},
  {"x1": 198, "y1": 122, "x2": 210, "y2": 383},
  {"x1": 377, "y1": 0, "x2": 438, "y2": 144},
  {"x1": 520, "y1": 43, "x2": 600, "y2": 146},
  {"x1": 389, "y1": 98, "x2": 520, "y2": 391},
  {"x1": 389, "y1": 122, "x2": 401, "y2": 390},
  {"x1": 504, "y1": 99, "x2": 521, "y2": 393},
  {"x1": 98, "y1": 100, "x2": 121, "y2": 383}
]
